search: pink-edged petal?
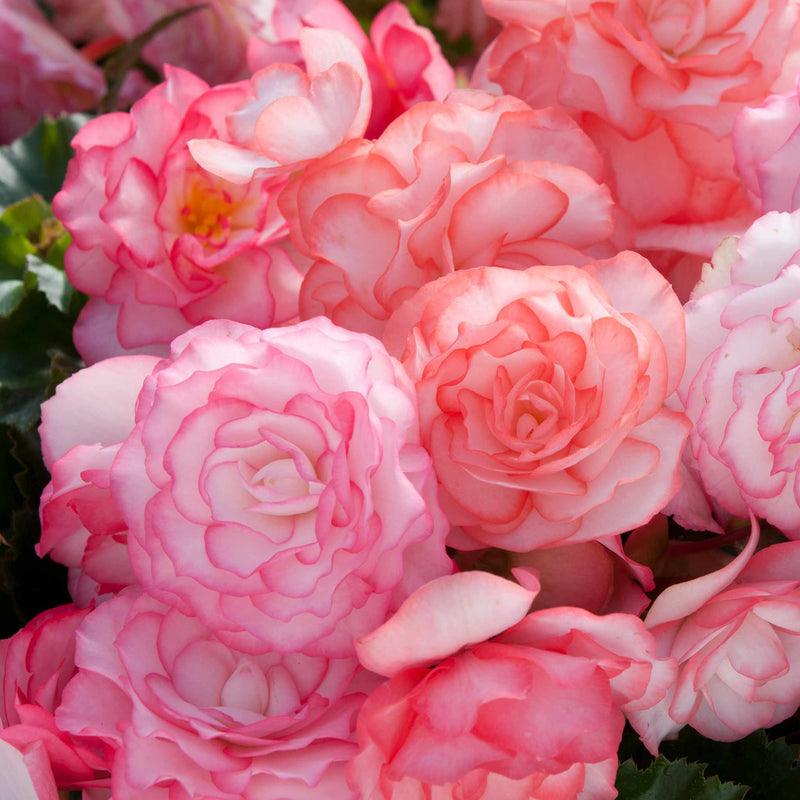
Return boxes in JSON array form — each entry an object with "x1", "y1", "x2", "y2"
[
  {"x1": 0, "y1": 740, "x2": 58, "y2": 800},
  {"x1": 645, "y1": 517, "x2": 759, "y2": 629},
  {"x1": 355, "y1": 571, "x2": 538, "y2": 676},
  {"x1": 39, "y1": 354, "x2": 159, "y2": 467},
  {"x1": 187, "y1": 138, "x2": 280, "y2": 183},
  {"x1": 300, "y1": 27, "x2": 371, "y2": 138}
]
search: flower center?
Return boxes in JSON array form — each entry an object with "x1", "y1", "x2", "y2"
[{"x1": 181, "y1": 182, "x2": 235, "y2": 243}]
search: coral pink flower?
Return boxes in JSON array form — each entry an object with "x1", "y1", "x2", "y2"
[
  {"x1": 676, "y1": 210, "x2": 800, "y2": 536},
  {"x1": 349, "y1": 572, "x2": 674, "y2": 800},
  {"x1": 286, "y1": 90, "x2": 617, "y2": 338},
  {"x1": 383, "y1": 256, "x2": 690, "y2": 551},
  {"x1": 0, "y1": 0, "x2": 105, "y2": 143},
  {"x1": 630, "y1": 522, "x2": 800, "y2": 747},
  {"x1": 38, "y1": 356, "x2": 158, "y2": 606},
  {"x1": 54, "y1": 67, "x2": 302, "y2": 364},
  {"x1": 483, "y1": 0, "x2": 799, "y2": 257},
  {"x1": 0, "y1": 605, "x2": 111, "y2": 792},
  {"x1": 734, "y1": 76, "x2": 800, "y2": 212},
  {"x1": 57, "y1": 589, "x2": 371, "y2": 799},
  {"x1": 106, "y1": 318, "x2": 451, "y2": 656}
]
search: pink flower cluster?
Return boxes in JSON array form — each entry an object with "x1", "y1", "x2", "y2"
[{"x1": 8, "y1": 0, "x2": 800, "y2": 797}]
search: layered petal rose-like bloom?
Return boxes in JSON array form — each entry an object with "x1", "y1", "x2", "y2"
[
  {"x1": 0, "y1": 0, "x2": 105, "y2": 143},
  {"x1": 38, "y1": 356, "x2": 159, "y2": 606},
  {"x1": 483, "y1": 0, "x2": 800, "y2": 259},
  {"x1": 383, "y1": 255, "x2": 690, "y2": 551},
  {"x1": 677, "y1": 210, "x2": 800, "y2": 536},
  {"x1": 734, "y1": 76, "x2": 800, "y2": 213},
  {"x1": 106, "y1": 318, "x2": 451, "y2": 656},
  {"x1": 0, "y1": 605, "x2": 111, "y2": 793},
  {"x1": 284, "y1": 90, "x2": 618, "y2": 338},
  {"x1": 349, "y1": 572, "x2": 675, "y2": 800},
  {"x1": 630, "y1": 524, "x2": 800, "y2": 748},
  {"x1": 57, "y1": 589, "x2": 374, "y2": 800},
  {"x1": 54, "y1": 66, "x2": 302, "y2": 364}
]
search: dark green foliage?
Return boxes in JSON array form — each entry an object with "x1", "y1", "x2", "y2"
[{"x1": 616, "y1": 757, "x2": 747, "y2": 800}]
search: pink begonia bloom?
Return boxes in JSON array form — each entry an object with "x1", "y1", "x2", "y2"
[
  {"x1": 676, "y1": 210, "x2": 800, "y2": 536},
  {"x1": 38, "y1": 356, "x2": 159, "y2": 606},
  {"x1": 106, "y1": 318, "x2": 451, "y2": 656},
  {"x1": 348, "y1": 572, "x2": 675, "y2": 800},
  {"x1": 58, "y1": 589, "x2": 372, "y2": 800},
  {"x1": 0, "y1": 0, "x2": 105, "y2": 144},
  {"x1": 100, "y1": 0, "x2": 272, "y2": 84},
  {"x1": 285, "y1": 90, "x2": 618, "y2": 338},
  {"x1": 247, "y1": 1, "x2": 456, "y2": 138},
  {"x1": 0, "y1": 605, "x2": 112, "y2": 792},
  {"x1": 483, "y1": 0, "x2": 799, "y2": 256},
  {"x1": 631, "y1": 521, "x2": 800, "y2": 747},
  {"x1": 188, "y1": 28, "x2": 372, "y2": 183},
  {"x1": 382, "y1": 257, "x2": 690, "y2": 551},
  {"x1": 54, "y1": 66, "x2": 302, "y2": 364},
  {"x1": 734, "y1": 77, "x2": 800, "y2": 213}
]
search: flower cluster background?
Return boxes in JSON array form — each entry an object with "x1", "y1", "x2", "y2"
[{"x1": 3, "y1": 0, "x2": 800, "y2": 798}]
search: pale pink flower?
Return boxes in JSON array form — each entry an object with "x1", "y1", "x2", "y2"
[
  {"x1": 349, "y1": 572, "x2": 674, "y2": 800},
  {"x1": 38, "y1": 356, "x2": 158, "y2": 605},
  {"x1": 677, "y1": 210, "x2": 800, "y2": 536},
  {"x1": 631, "y1": 522, "x2": 800, "y2": 747},
  {"x1": 54, "y1": 67, "x2": 302, "y2": 364},
  {"x1": 188, "y1": 28, "x2": 372, "y2": 183},
  {"x1": 107, "y1": 318, "x2": 452, "y2": 656},
  {"x1": 57, "y1": 589, "x2": 371, "y2": 799},
  {"x1": 734, "y1": 77, "x2": 800, "y2": 212},
  {"x1": 0, "y1": 605, "x2": 112, "y2": 793},
  {"x1": 483, "y1": 0, "x2": 799, "y2": 259},
  {"x1": 0, "y1": 0, "x2": 105, "y2": 143},
  {"x1": 247, "y1": 1, "x2": 456, "y2": 137},
  {"x1": 287, "y1": 90, "x2": 618, "y2": 338},
  {"x1": 383, "y1": 256, "x2": 690, "y2": 551}
]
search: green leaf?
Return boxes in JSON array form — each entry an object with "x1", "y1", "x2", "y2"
[
  {"x1": 0, "y1": 281, "x2": 26, "y2": 317},
  {"x1": 0, "y1": 114, "x2": 90, "y2": 208},
  {"x1": 616, "y1": 757, "x2": 747, "y2": 800},
  {"x1": 661, "y1": 727, "x2": 800, "y2": 800},
  {"x1": 25, "y1": 256, "x2": 75, "y2": 312}
]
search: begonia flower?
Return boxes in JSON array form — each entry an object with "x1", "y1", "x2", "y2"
[
  {"x1": 285, "y1": 90, "x2": 618, "y2": 338},
  {"x1": 382, "y1": 256, "x2": 690, "y2": 551},
  {"x1": 0, "y1": 0, "x2": 105, "y2": 143},
  {"x1": 630, "y1": 522, "x2": 800, "y2": 747},
  {"x1": 247, "y1": 1, "x2": 455, "y2": 137},
  {"x1": 0, "y1": 605, "x2": 111, "y2": 793},
  {"x1": 105, "y1": 318, "x2": 452, "y2": 656},
  {"x1": 54, "y1": 66, "x2": 302, "y2": 364},
  {"x1": 57, "y1": 589, "x2": 371, "y2": 799},
  {"x1": 676, "y1": 210, "x2": 800, "y2": 536},
  {"x1": 483, "y1": 0, "x2": 800, "y2": 264},
  {"x1": 349, "y1": 572, "x2": 675, "y2": 800},
  {"x1": 38, "y1": 356, "x2": 159, "y2": 606},
  {"x1": 0, "y1": 739, "x2": 60, "y2": 800},
  {"x1": 734, "y1": 76, "x2": 800, "y2": 212}
]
